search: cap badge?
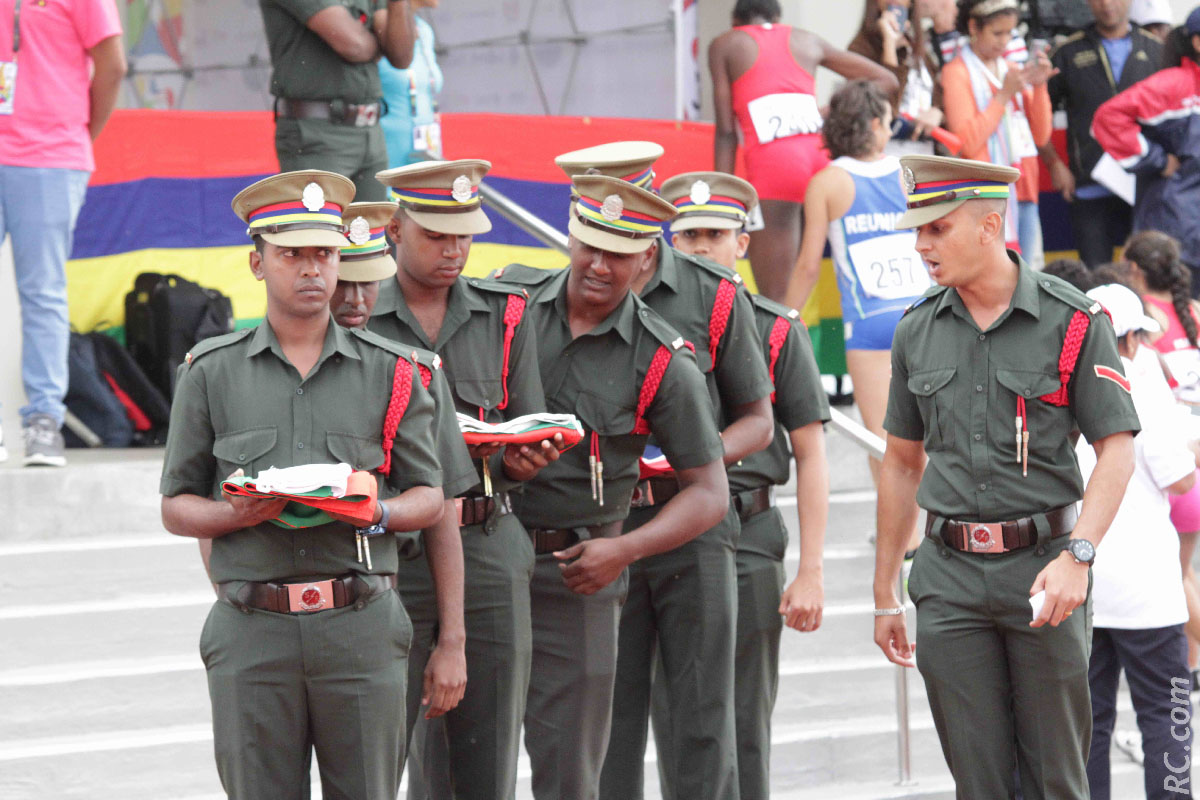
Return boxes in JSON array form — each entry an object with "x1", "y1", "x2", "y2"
[
  {"x1": 451, "y1": 175, "x2": 473, "y2": 204},
  {"x1": 689, "y1": 180, "x2": 712, "y2": 205},
  {"x1": 302, "y1": 182, "x2": 326, "y2": 212},
  {"x1": 348, "y1": 216, "x2": 371, "y2": 245},
  {"x1": 601, "y1": 194, "x2": 624, "y2": 222},
  {"x1": 902, "y1": 167, "x2": 916, "y2": 195}
]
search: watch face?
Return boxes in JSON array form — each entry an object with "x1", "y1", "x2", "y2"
[{"x1": 1069, "y1": 539, "x2": 1095, "y2": 563}]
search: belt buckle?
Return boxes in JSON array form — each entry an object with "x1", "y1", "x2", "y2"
[
  {"x1": 965, "y1": 522, "x2": 1005, "y2": 554},
  {"x1": 286, "y1": 579, "x2": 334, "y2": 613},
  {"x1": 353, "y1": 103, "x2": 378, "y2": 127}
]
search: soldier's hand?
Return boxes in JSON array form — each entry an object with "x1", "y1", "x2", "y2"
[
  {"x1": 502, "y1": 435, "x2": 563, "y2": 482},
  {"x1": 221, "y1": 469, "x2": 290, "y2": 527},
  {"x1": 780, "y1": 567, "x2": 824, "y2": 632},
  {"x1": 422, "y1": 641, "x2": 467, "y2": 719},
  {"x1": 556, "y1": 537, "x2": 630, "y2": 595},
  {"x1": 873, "y1": 612, "x2": 915, "y2": 668},
  {"x1": 1029, "y1": 552, "x2": 1089, "y2": 628},
  {"x1": 467, "y1": 442, "x2": 503, "y2": 460}
]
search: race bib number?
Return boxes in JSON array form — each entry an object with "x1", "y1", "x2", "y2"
[
  {"x1": 413, "y1": 119, "x2": 442, "y2": 156},
  {"x1": 746, "y1": 93, "x2": 822, "y2": 145},
  {"x1": 0, "y1": 62, "x2": 16, "y2": 116},
  {"x1": 848, "y1": 234, "x2": 931, "y2": 301}
]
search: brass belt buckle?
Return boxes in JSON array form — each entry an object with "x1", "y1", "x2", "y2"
[
  {"x1": 965, "y1": 522, "x2": 1006, "y2": 554},
  {"x1": 286, "y1": 579, "x2": 334, "y2": 613}
]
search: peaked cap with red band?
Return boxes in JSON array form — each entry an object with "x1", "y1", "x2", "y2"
[
  {"x1": 660, "y1": 171, "x2": 758, "y2": 232},
  {"x1": 895, "y1": 155, "x2": 1019, "y2": 230},
  {"x1": 233, "y1": 170, "x2": 355, "y2": 248},
  {"x1": 376, "y1": 159, "x2": 492, "y2": 236}
]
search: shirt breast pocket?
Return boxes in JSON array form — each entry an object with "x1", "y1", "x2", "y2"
[
  {"x1": 454, "y1": 377, "x2": 504, "y2": 417},
  {"x1": 326, "y1": 432, "x2": 387, "y2": 473},
  {"x1": 907, "y1": 367, "x2": 956, "y2": 452},
  {"x1": 212, "y1": 426, "x2": 278, "y2": 478},
  {"x1": 575, "y1": 391, "x2": 637, "y2": 437},
  {"x1": 995, "y1": 369, "x2": 1071, "y2": 462}
]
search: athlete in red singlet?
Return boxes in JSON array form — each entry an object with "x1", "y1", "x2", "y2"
[{"x1": 710, "y1": 0, "x2": 897, "y2": 300}]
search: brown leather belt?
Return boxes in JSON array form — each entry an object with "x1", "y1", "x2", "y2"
[
  {"x1": 927, "y1": 504, "x2": 1079, "y2": 555},
  {"x1": 630, "y1": 477, "x2": 681, "y2": 509},
  {"x1": 221, "y1": 573, "x2": 397, "y2": 615},
  {"x1": 527, "y1": 520, "x2": 622, "y2": 555},
  {"x1": 456, "y1": 493, "x2": 510, "y2": 527},
  {"x1": 274, "y1": 98, "x2": 385, "y2": 127},
  {"x1": 733, "y1": 486, "x2": 775, "y2": 521}
]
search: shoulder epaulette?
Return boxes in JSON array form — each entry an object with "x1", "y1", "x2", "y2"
[
  {"x1": 184, "y1": 327, "x2": 253, "y2": 366},
  {"x1": 901, "y1": 284, "x2": 947, "y2": 317},
  {"x1": 751, "y1": 294, "x2": 805, "y2": 325},
  {"x1": 349, "y1": 326, "x2": 421, "y2": 359},
  {"x1": 1037, "y1": 273, "x2": 1098, "y2": 314},
  {"x1": 486, "y1": 264, "x2": 560, "y2": 286},
  {"x1": 464, "y1": 276, "x2": 529, "y2": 300},
  {"x1": 632, "y1": 296, "x2": 692, "y2": 352},
  {"x1": 675, "y1": 249, "x2": 746, "y2": 286}
]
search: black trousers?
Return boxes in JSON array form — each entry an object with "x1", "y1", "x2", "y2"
[
  {"x1": 1068, "y1": 194, "x2": 1133, "y2": 268},
  {"x1": 1087, "y1": 624, "x2": 1193, "y2": 800}
]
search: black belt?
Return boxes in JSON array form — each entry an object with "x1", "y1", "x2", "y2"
[
  {"x1": 630, "y1": 477, "x2": 681, "y2": 509},
  {"x1": 927, "y1": 504, "x2": 1079, "y2": 554},
  {"x1": 733, "y1": 486, "x2": 775, "y2": 521},
  {"x1": 456, "y1": 493, "x2": 511, "y2": 527},
  {"x1": 527, "y1": 521, "x2": 622, "y2": 555},
  {"x1": 221, "y1": 573, "x2": 397, "y2": 615},
  {"x1": 274, "y1": 97, "x2": 385, "y2": 127}
]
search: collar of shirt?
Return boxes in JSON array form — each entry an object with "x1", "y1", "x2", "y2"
[
  {"x1": 373, "y1": 276, "x2": 489, "y2": 349},
  {"x1": 246, "y1": 315, "x2": 361, "y2": 370},
  {"x1": 933, "y1": 251, "x2": 1040, "y2": 329},
  {"x1": 638, "y1": 236, "x2": 680, "y2": 297},
  {"x1": 537, "y1": 267, "x2": 637, "y2": 344}
]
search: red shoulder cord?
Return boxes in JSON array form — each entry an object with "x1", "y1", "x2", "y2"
[
  {"x1": 1039, "y1": 310, "x2": 1091, "y2": 407},
  {"x1": 632, "y1": 342, "x2": 694, "y2": 434},
  {"x1": 496, "y1": 293, "x2": 527, "y2": 411},
  {"x1": 417, "y1": 363, "x2": 432, "y2": 389},
  {"x1": 766, "y1": 316, "x2": 791, "y2": 403},
  {"x1": 380, "y1": 357, "x2": 414, "y2": 476},
  {"x1": 707, "y1": 278, "x2": 737, "y2": 371}
]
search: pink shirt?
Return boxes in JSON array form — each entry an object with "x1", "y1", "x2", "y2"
[{"x1": 0, "y1": 0, "x2": 122, "y2": 171}]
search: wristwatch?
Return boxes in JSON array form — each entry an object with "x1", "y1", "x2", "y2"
[
  {"x1": 357, "y1": 500, "x2": 390, "y2": 537},
  {"x1": 1066, "y1": 538, "x2": 1095, "y2": 566}
]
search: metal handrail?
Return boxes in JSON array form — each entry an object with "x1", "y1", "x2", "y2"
[
  {"x1": 828, "y1": 408, "x2": 914, "y2": 788},
  {"x1": 470, "y1": 187, "x2": 917, "y2": 789}
]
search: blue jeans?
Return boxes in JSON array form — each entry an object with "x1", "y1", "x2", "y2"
[
  {"x1": 1018, "y1": 200, "x2": 1045, "y2": 270},
  {"x1": 0, "y1": 165, "x2": 89, "y2": 426}
]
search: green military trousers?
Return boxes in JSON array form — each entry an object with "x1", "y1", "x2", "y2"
[
  {"x1": 908, "y1": 532, "x2": 1093, "y2": 800},
  {"x1": 398, "y1": 512, "x2": 535, "y2": 800},
  {"x1": 275, "y1": 117, "x2": 388, "y2": 201},
  {"x1": 599, "y1": 504, "x2": 740, "y2": 800},
  {"x1": 650, "y1": 505, "x2": 788, "y2": 800},
  {"x1": 524, "y1": 545, "x2": 629, "y2": 800},
  {"x1": 200, "y1": 586, "x2": 411, "y2": 800}
]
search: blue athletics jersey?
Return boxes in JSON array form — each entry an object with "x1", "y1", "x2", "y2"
[{"x1": 828, "y1": 155, "x2": 930, "y2": 324}]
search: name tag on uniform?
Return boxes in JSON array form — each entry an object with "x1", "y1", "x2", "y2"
[
  {"x1": 0, "y1": 62, "x2": 16, "y2": 116},
  {"x1": 746, "y1": 93, "x2": 822, "y2": 145},
  {"x1": 847, "y1": 233, "x2": 932, "y2": 301},
  {"x1": 412, "y1": 119, "x2": 442, "y2": 154}
]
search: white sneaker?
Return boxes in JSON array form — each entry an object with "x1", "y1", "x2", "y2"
[
  {"x1": 1114, "y1": 729, "x2": 1143, "y2": 766},
  {"x1": 22, "y1": 414, "x2": 66, "y2": 468}
]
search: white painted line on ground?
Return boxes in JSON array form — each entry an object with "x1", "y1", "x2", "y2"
[
  {"x1": 0, "y1": 534, "x2": 186, "y2": 557},
  {"x1": 0, "y1": 723, "x2": 212, "y2": 761},
  {"x1": 0, "y1": 592, "x2": 212, "y2": 620},
  {"x1": 0, "y1": 655, "x2": 201, "y2": 687}
]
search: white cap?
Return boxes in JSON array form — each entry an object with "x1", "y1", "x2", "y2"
[
  {"x1": 1130, "y1": 0, "x2": 1172, "y2": 26},
  {"x1": 1086, "y1": 284, "x2": 1162, "y2": 336}
]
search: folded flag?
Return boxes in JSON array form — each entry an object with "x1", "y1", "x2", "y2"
[
  {"x1": 456, "y1": 412, "x2": 585, "y2": 450},
  {"x1": 222, "y1": 464, "x2": 378, "y2": 528},
  {"x1": 639, "y1": 444, "x2": 674, "y2": 480}
]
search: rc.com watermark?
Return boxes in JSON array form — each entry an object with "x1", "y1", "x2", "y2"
[{"x1": 1166, "y1": 675, "x2": 1193, "y2": 795}]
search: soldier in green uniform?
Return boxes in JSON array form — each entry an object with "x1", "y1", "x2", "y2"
[
  {"x1": 490, "y1": 174, "x2": 730, "y2": 800},
  {"x1": 367, "y1": 160, "x2": 561, "y2": 800},
  {"x1": 657, "y1": 171, "x2": 831, "y2": 800},
  {"x1": 873, "y1": 155, "x2": 1140, "y2": 800},
  {"x1": 334, "y1": 199, "x2": 475, "y2": 724},
  {"x1": 536, "y1": 143, "x2": 775, "y2": 800},
  {"x1": 159, "y1": 170, "x2": 446, "y2": 800},
  {"x1": 259, "y1": 0, "x2": 417, "y2": 200}
]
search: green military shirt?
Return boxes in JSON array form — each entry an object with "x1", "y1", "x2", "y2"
[
  {"x1": 160, "y1": 318, "x2": 444, "y2": 583},
  {"x1": 260, "y1": 0, "x2": 384, "y2": 102},
  {"x1": 408, "y1": 346, "x2": 480, "y2": 501},
  {"x1": 367, "y1": 275, "x2": 547, "y2": 495},
  {"x1": 884, "y1": 255, "x2": 1141, "y2": 521},
  {"x1": 490, "y1": 267, "x2": 725, "y2": 529},
  {"x1": 639, "y1": 242, "x2": 773, "y2": 422},
  {"x1": 727, "y1": 295, "x2": 830, "y2": 494}
]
